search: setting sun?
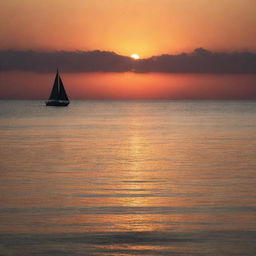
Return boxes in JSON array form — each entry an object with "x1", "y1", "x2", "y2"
[{"x1": 131, "y1": 54, "x2": 140, "y2": 60}]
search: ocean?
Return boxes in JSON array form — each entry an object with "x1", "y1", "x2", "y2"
[{"x1": 0, "y1": 100, "x2": 255, "y2": 255}]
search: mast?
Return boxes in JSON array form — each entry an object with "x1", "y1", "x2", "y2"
[{"x1": 48, "y1": 69, "x2": 59, "y2": 100}]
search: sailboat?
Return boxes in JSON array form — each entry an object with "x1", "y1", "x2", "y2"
[{"x1": 45, "y1": 69, "x2": 70, "y2": 106}]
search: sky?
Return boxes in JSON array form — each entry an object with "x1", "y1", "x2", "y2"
[
  {"x1": 0, "y1": 0, "x2": 256, "y2": 99},
  {"x1": 1, "y1": 0, "x2": 256, "y2": 57},
  {"x1": 1, "y1": 72, "x2": 256, "y2": 100}
]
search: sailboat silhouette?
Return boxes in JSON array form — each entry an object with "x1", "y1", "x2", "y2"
[{"x1": 45, "y1": 69, "x2": 70, "y2": 106}]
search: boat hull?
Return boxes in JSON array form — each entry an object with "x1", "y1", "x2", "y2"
[{"x1": 45, "y1": 100, "x2": 69, "y2": 106}]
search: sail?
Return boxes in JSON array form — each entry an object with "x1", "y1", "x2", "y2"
[
  {"x1": 59, "y1": 76, "x2": 69, "y2": 101},
  {"x1": 47, "y1": 69, "x2": 69, "y2": 103},
  {"x1": 48, "y1": 72, "x2": 59, "y2": 100}
]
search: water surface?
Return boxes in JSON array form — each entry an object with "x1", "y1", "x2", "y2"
[{"x1": 0, "y1": 100, "x2": 256, "y2": 255}]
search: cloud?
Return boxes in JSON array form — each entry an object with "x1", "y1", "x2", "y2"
[
  {"x1": 1, "y1": 48, "x2": 256, "y2": 73},
  {"x1": 0, "y1": 50, "x2": 133, "y2": 73}
]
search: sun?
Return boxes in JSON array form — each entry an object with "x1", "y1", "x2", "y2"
[{"x1": 130, "y1": 53, "x2": 140, "y2": 60}]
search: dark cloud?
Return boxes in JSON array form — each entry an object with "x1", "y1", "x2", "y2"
[
  {"x1": 1, "y1": 48, "x2": 256, "y2": 73},
  {"x1": 0, "y1": 50, "x2": 133, "y2": 73}
]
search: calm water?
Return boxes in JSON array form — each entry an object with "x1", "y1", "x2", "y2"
[{"x1": 0, "y1": 100, "x2": 256, "y2": 255}]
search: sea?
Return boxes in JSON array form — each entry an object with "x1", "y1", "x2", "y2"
[{"x1": 0, "y1": 100, "x2": 255, "y2": 256}]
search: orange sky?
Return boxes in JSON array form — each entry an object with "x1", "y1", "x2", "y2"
[
  {"x1": 1, "y1": 1, "x2": 256, "y2": 100},
  {"x1": 1, "y1": 0, "x2": 256, "y2": 57},
  {"x1": 1, "y1": 72, "x2": 256, "y2": 100}
]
